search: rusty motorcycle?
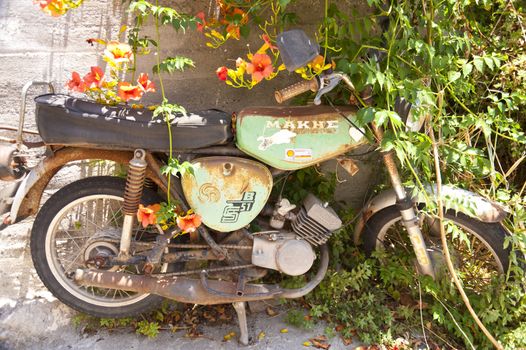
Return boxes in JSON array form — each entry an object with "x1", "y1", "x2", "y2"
[{"x1": 0, "y1": 30, "x2": 511, "y2": 345}]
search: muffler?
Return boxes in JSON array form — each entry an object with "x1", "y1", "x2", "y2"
[
  {"x1": 74, "y1": 245, "x2": 328, "y2": 346},
  {"x1": 74, "y1": 269, "x2": 279, "y2": 304},
  {"x1": 74, "y1": 244, "x2": 329, "y2": 304}
]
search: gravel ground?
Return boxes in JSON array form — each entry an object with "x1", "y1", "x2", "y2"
[{"x1": 0, "y1": 216, "x2": 360, "y2": 350}]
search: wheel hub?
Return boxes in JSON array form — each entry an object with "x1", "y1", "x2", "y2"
[{"x1": 84, "y1": 241, "x2": 118, "y2": 270}]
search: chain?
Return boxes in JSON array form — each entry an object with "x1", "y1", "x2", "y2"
[
  {"x1": 98, "y1": 238, "x2": 252, "y2": 250},
  {"x1": 167, "y1": 243, "x2": 253, "y2": 250},
  {"x1": 153, "y1": 264, "x2": 254, "y2": 277}
]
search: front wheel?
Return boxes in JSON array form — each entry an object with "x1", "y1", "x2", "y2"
[
  {"x1": 362, "y1": 206, "x2": 511, "y2": 287},
  {"x1": 31, "y1": 176, "x2": 168, "y2": 318}
]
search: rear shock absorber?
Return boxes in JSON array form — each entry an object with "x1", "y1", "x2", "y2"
[{"x1": 118, "y1": 149, "x2": 147, "y2": 259}]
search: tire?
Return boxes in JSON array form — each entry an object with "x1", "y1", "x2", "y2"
[
  {"x1": 362, "y1": 206, "x2": 511, "y2": 284},
  {"x1": 31, "y1": 176, "x2": 168, "y2": 318}
]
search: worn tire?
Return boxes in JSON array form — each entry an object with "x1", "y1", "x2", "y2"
[
  {"x1": 362, "y1": 206, "x2": 511, "y2": 275},
  {"x1": 31, "y1": 176, "x2": 167, "y2": 318}
]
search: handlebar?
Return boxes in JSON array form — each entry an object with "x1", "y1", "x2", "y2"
[
  {"x1": 275, "y1": 72, "x2": 356, "y2": 105},
  {"x1": 275, "y1": 79, "x2": 319, "y2": 104}
]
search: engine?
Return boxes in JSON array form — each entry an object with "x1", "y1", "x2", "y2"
[{"x1": 251, "y1": 194, "x2": 342, "y2": 276}]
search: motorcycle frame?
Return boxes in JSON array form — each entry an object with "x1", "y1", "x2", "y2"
[{"x1": 5, "y1": 80, "x2": 508, "y2": 277}]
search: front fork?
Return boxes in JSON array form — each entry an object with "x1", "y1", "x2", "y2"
[{"x1": 372, "y1": 125, "x2": 435, "y2": 277}]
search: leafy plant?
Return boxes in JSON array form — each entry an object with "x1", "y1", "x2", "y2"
[{"x1": 135, "y1": 320, "x2": 160, "y2": 338}]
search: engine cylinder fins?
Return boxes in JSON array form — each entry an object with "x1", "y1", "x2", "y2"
[
  {"x1": 291, "y1": 194, "x2": 342, "y2": 246},
  {"x1": 122, "y1": 149, "x2": 147, "y2": 215}
]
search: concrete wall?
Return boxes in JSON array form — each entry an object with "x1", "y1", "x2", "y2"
[{"x1": 0, "y1": 0, "x2": 377, "y2": 208}]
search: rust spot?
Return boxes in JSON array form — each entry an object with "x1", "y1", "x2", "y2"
[
  {"x1": 338, "y1": 158, "x2": 359, "y2": 176},
  {"x1": 237, "y1": 105, "x2": 359, "y2": 135}
]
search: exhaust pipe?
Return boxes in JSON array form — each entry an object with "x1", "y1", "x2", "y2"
[
  {"x1": 74, "y1": 269, "x2": 278, "y2": 304},
  {"x1": 74, "y1": 244, "x2": 329, "y2": 305}
]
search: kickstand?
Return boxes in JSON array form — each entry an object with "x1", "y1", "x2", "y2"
[{"x1": 232, "y1": 301, "x2": 249, "y2": 346}]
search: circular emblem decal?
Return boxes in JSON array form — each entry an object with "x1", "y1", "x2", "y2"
[{"x1": 198, "y1": 183, "x2": 221, "y2": 203}]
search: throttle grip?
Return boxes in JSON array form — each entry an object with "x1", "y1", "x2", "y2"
[{"x1": 275, "y1": 79, "x2": 319, "y2": 104}]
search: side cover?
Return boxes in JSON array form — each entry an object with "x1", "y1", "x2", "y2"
[
  {"x1": 181, "y1": 157, "x2": 272, "y2": 232},
  {"x1": 235, "y1": 106, "x2": 367, "y2": 170}
]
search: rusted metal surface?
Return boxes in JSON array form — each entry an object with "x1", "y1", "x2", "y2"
[
  {"x1": 0, "y1": 145, "x2": 26, "y2": 181},
  {"x1": 371, "y1": 124, "x2": 407, "y2": 201},
  {"x1": 74, "y1": 244, "x2": 329, "y2": 305},
  {"x1": 236, "y1": 105, "x2": 367, "y2": 171},
  {"x1": 162, "y1": 249, "x2": 221, "y2": 263},
  {"x1": 353, "y1": 185, "x2": 509, "y2": 245},
  {"x1": 11, "y1": 147, "x2": 168, "y2": 223},
  {"x1": 122, "y1": 149, "x2": 147, "y2": 215},
  {"x1": 181, "y1": 156, "x2": 273, "y2": 232},
  {"x1": 238, "y1": 105, "x2": 357, "y2": 124},
  {"x1": 74, "y1": 269, "x2": 279, "y2": 305},
  {"x1": 337, "y1": 157, "x2": 359, "y2": 177},
  {"x1": 17, "y1": 81, "x2": 54, "y2": 148}
]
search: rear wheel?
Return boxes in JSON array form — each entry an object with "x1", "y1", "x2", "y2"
[
  {"x1": 31, "y1": 176, "x2": 168, "y2": 318},
  {"x1": 362, "y1": 206, "x2": 510, "y2": 289}
]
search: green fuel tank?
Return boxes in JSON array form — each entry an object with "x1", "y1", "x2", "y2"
[{"x1": 235, "y1": 105, "x2": 367, "y2": 171}]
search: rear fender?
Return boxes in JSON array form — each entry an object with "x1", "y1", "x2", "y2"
[
  {"x1": 353, "y1": 184, "x2": 508, "y2": 245},
  {"x1": 7, "y1": 147, "x2": 144, "y2": 224}
]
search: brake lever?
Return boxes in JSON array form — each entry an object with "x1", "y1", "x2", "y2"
[
  {"x1": 314, "y1": 72, "x2": 357, "y2": 105},
  {"x1": 314, "y1": 74, "x2": 342, "y2": 105}
]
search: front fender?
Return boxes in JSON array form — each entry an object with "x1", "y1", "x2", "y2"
[
  {"x1": 353, "y1": 184, "x2": 508, "y2": 245},
  {"x1": 8, "y1": 147, "x2": 138, "y2": 224}
]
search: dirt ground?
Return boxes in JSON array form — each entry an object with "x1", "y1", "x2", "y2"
[{"x1": 0, "y1": 216, "x2": 361, "y2": 350}]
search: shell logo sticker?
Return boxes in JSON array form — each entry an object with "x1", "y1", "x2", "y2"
[{"x1": 285, "y1": 148, "x2": 312, "y2": 162}]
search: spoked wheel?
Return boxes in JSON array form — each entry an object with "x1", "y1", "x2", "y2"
[
  {"x1": 31, "y1": 176, "x2": 169, "y2": 318},
  {"x1": 362, "y1": 206, "x2": 511, "y2": 290}
]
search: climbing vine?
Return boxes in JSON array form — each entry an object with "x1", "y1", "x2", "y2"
[{"x1": 35, "y1": 0, "x2": 526, "y2": 348}]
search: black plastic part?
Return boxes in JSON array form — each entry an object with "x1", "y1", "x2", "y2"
[
  {"x1": 34, "y1": 94, "x2": 233, "y2": 152},
  {"x1": 394, "y1": 97, "x2": 412, "y2": 124},
  {"x1": 277, "y1": 30, "x2": 320, "y2": 72},
  {"x1": 396, "y1": 197, "x2": 414, "y2": 211}
]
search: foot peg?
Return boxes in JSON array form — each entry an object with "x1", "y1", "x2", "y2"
[{"x1": 232, "y1": 301, "x2": 249, "y2": 345}]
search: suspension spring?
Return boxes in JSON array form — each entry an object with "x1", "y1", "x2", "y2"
[
  {"x1": 123, "y1": 149, "x2": 147, "y2": 215},
  {"x1": 144, "y1": 177, "x2": 156, "y2": 190}
]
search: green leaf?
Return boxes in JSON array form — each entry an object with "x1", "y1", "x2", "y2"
[
  {"x1": 462, "y1": 63, "x2": 473, "y2": 77},
  {"x1": 239, "y1": 25, "x2": 250, "y2": 39},
  {"x1": 375, "y1": 110, "x2": 389, "y2": 126},
  {"x1": 153, "y1": 56, "x2": 195, "y2": 74},
  {"x1": 376, "y1": 71, "x2": 385, "y2": 89},
  {"x1": 473, "y1": 56, "x2": 484, "y2": 73},
  {"x1": 483, "y1": 56, "x2": 494, "y2": 71},
  {"x1": 448, "y1": 71, "x2": 461, "y2": 83},
  {"x1": 278, "y1": 0, "x2": 292, "y2": 8},
  {"x1": 357, "y1": 107, "x2": 376, "y2": 125}
]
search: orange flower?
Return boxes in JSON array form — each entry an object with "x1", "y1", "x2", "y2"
[
  {"x1": 261, "y1": 34, "x2": 278, "y2": 50},
  {"x1": 226, "y1": 24, "x2": 241, "y2": 40},
  {"x1": 246, "y1": 54, "x2": 274, "y2": 83},
  {"x1": 66, "y1": 71, "x2": 86, "y2": 92},
  {"x1": 216, "y1": 66, "x2": 228, "y2": 81},
  {"x1": 104, "y1": 41, "x2": 133, "y2": 66},
  {"x1": 83, "y1": 66, "x2": 105, "y2": 88},
  {"x1": 196, "y1": 12, "x2": 206, "y2": 32},
  {"x1": 176, "y1": 212, "x2": 202, "y2": 233},
  {"x1": 224, "y1": 8, "x2": 248, "y2": 40},
  {"x1": 118, "y1": 82, "x2": 143, "y2": 102},
  {"x1": 137, "y1": 204, "x2": 161, "y2": 228},
  {"x1": 137, "y1": 73, "x2": 156, "y2": 93},
  {"x1": 228, "y1": 8, "x2": 248, "y2": 25},
  {"x1": 36, "y1": 0, "x2": 66, "y2": 16}
]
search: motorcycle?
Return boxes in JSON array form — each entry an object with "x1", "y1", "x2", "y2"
[{"x1": 0, "y1": 30, "x2": 510, "y2": 345}]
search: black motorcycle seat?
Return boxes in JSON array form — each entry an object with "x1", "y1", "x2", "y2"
[{"x1": 34, "y1": 94, "x2": 233, "y2": 151}]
